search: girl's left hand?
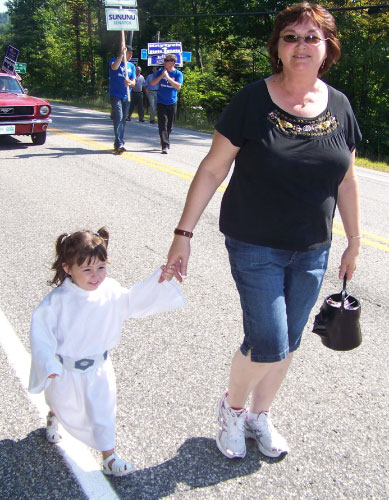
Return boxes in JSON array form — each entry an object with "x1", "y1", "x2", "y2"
[{"x1": 160, "y1": 264, "x2": 176, "y2": 282}]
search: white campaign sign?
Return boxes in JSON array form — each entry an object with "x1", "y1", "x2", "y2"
[
  {"x1": 105, "y1": 8, "x2": 139, "y2": 31},
  {"x1": 104, "y1": 0, "x2": 137, "y2": 6}
]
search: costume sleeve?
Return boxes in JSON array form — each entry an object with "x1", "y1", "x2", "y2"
[
  {"x1": 126, "y1": 268, "x2": 186, "y2": 318},
  {"x1": 28, "y1": 297, "x2": 63, "y2": 394}
]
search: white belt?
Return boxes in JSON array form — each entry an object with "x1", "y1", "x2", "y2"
[{"x1": 56, "y1": 351, "x2": 108, "y2": 372}]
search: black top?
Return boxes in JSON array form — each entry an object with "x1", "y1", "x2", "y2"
[{"x1": 216, "y1": 79, "x2": 362, "y2": 251}]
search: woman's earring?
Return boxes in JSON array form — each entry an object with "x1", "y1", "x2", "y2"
[
  {"x1": 321, "y1": 58, "x2": 326, "y2": 70},
  {"x1": 277, "y1": 58, "x2": 282, "y2": 70}
]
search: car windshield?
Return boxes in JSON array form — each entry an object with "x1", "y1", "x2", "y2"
[{"x1": 0, "y1": 76, "x2": 24, "y2": 93}]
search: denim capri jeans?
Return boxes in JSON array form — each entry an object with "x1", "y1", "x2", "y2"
[{"x1": 225, "y1": 236, "x2": 330, "y2": 363}]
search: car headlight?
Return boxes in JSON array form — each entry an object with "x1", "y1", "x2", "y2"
[{"x1": 39, "y1": 105, "x2": 50, "y2": 116}]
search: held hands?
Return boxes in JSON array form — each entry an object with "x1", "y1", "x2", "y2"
[{"x1": 159, "y1": 235, "x2": 191, "y2": 283}]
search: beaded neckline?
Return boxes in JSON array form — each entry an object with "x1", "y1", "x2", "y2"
[{"x1": 267, "y1": 109, "x2": 339, "y2": 137}]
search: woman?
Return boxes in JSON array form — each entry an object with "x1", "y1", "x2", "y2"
[{"x1": 160, "y1": 2, "x2": 362, "y2": 459}]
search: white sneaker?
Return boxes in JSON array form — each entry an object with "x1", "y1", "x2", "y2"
[
  {"x1": 216, "y1": 393, "x2": 246, "y2": 459},
  {"x1": 245, "y1": 411, "x2": 289, "y2": 458}
]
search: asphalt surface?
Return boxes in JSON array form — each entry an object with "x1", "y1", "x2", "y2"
[{"x1": 0, "y1": 104, "x2": 388, "y2": 500}]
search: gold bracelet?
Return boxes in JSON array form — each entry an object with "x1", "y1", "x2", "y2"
[{"x1": 348, "y1": 235, "x2": 362, "y2": 239}]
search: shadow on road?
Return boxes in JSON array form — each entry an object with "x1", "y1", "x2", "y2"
[
  {"x1": 0, "y1": 430, "x2": 87, "y2": 500},
  {"x1": 1, "y1": 147, "x2": 114, "y2": 159},
  {"x1": 0, "y1": 429, "x2": 285, "y2": 499},
  {"x1": 108, "y1": 437, "x2": 284, "y2": 499}
]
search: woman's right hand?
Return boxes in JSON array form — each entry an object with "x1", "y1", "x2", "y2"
[
  {"x1": 48, "y1": 373, "x2": 58, "y2": 379},
  {"x1": 159, "y1": 235, "x2": 191, "y2": 283}
]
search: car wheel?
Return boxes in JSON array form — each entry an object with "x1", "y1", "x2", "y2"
[{"x1": 31, "y1": 131, "x2": 46, "y2": 145}]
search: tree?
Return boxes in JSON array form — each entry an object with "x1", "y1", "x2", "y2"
[{"x1": 0, "y1": 0, "x2": 387, "y2": 160}]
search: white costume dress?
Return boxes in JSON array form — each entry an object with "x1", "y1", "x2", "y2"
[{"x1": 28, "y1": 268, "x2": 185, "y2": 451}]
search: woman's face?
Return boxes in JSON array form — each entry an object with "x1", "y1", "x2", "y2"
[{"x1": 277, "y1": 20, "x2": 328, "y2": 75}]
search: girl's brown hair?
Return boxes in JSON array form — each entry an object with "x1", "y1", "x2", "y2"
[
  {"x1": 267, "y1": 2, "x2": 341, "y2": 77},
  {"x1": 49, "y1": 227, "x2": 110, "y2": 287}
]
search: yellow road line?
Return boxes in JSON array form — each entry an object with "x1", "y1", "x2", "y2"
[
  {"x1": 50, "y1": 127, "x2": 196, "y2": 182},
  {"x1": 332, "y1": 226, "x2": 389, "y2": 252},
  {"x1": 49, "y1": 127, "x2": 389, "y2": 253}
]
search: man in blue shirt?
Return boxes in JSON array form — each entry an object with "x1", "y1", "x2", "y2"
[
  {"x1": 151, "y1": 54, "x2": 183, "y2": 154},
  {"x1": 109, "y1": 44, "x2": 136, "y2": 155}
]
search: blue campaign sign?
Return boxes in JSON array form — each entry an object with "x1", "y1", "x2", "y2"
[
  {"x1": 2, "y1": 57, "x2": 15, "y2": 74},
  {"x1": 6, "y1": 45, "x2": 19, "y2": 63},
  {"x1": 141, "y1": 49, "x2": 148, "y2": 60},
  {"x1": 147, "y1": 53, "x2": 183, "y2": 67},
  {"x1": 147, "y1": 41, "x2": 182, "y2": 55},
  {"x1": 182, "y1": 51, "x2": 192, "y2": 62}
]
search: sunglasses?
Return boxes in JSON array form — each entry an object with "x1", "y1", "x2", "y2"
[
  {"x1": 280, "y1": 34, "x2": 329, "y2": 44},
  {"x1": 164, "y1": 58, "x2": 175, "y2": 62}
]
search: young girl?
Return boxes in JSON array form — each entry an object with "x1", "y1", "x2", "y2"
[{"x1": 28, "y1": 227, "x2": 185, "y2": 476}]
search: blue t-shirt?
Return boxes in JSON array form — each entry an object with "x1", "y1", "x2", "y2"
[
  {"x1": 145, "y1": 73, "x2": 159, "y2": 91},
  {"x1": 156, "y1": 68, "x2": 183, "y2": 105},
  {"x1": 109, "y1": 58, "x2": 136, "y2": 100}
]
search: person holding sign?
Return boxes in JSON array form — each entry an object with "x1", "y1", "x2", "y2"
[
  {"x1": 109, "y1": 43, "x2": 136, "y2": 155},
  {"x1": 150, "y1": 54, "x2": 183, "y2": 154}
]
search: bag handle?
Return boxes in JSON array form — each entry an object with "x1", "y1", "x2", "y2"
[{"x1": 341, "y1": 275, "x2": 348, "y2": 309}]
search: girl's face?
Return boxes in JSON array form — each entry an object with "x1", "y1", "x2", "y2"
[
  {"x1": 278, "y1": 20, "x2": 327, "y2": 74},
  {"x1": 62, "y1": 258, "x2": 107, "y2": 291}
]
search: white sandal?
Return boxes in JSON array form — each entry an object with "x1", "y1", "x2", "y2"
[
  {"x1": 103, "y1": 453, "x2": 134, "y2": 477},
  {"x1": 46, "y1": 413, "x2": 62, "y2": 443}
]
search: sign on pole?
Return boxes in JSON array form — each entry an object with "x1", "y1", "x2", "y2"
[
  {"x1": 104, "y1": 0, "x2": 137, "y2": 5},
  {"x1": 15, "y1": 62, "x2": 27, "y2": 74},
  {"x1": 141, "y1": 49, "x2": 148, "y2": 60},
  {"x1": 147, "y1": 42, "x2": 182, "y2": 55},
  {"x1": 182, "y1": 51, "x2": 192, "y2": 62},
  {"x1": 6, "y1": 45, "x2": 19, "y2": 63},
  {"x1": 147, "y1": 53, "x2": 183, "y2": 67},
  {"x1": 105, "y1": 8, "x2": 139, "y2": 30},
  {"x1": 2, "y1": 45, "x2": 19, "y2": 75},
  {"x1": 2, "y1": 58, "x2": 15, "y2": 74}
]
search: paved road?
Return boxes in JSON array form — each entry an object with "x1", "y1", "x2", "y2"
[{"x1": 0, "y1": 105, "x2": 388, "y2": 500}]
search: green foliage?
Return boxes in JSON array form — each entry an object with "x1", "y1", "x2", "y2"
[
  {"x1": 0, "y1": 0, "x2": 387, "y2": 160},
  {"x1": 324, "y1": 1, "x2": 389, "y2": 161}
]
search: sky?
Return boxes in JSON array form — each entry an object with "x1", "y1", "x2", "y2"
[{"x1": 0, "y1": 0, "x2": 7, "y2": 13}]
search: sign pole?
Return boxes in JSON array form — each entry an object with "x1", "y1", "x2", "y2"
[
  {"x1": 120, "y1": 6, "x2": 130, "y2": 101},
  {"x1": 121, "y1": 30, "x2": 131, "y2": 101}
]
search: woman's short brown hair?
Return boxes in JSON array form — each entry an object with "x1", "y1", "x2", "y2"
[{"x1": 267, "y1": 2, "x2": 341, "y2": 77}]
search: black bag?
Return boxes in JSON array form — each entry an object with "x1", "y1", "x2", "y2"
[{"x1": 312, "y1": 277, "x2": 362, "y2": 351}]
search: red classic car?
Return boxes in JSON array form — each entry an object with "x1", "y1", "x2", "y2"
[{"x1": 0, "y1": 72, "x2": 51, "y2": 145}]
